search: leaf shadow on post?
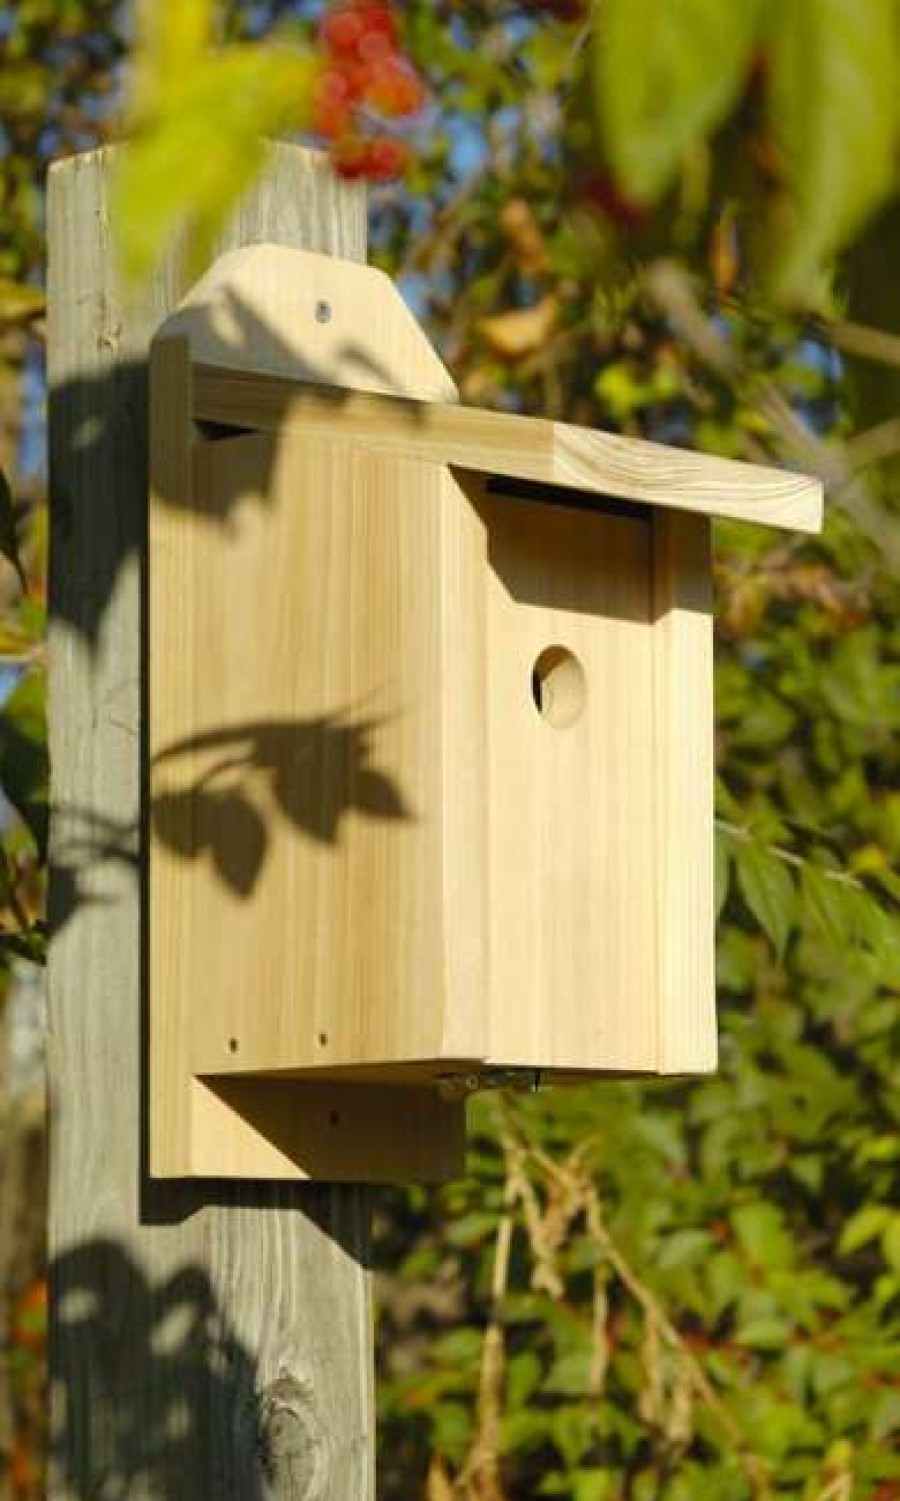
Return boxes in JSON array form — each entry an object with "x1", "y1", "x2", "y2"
[{"x1": 51, "y1": 1234, "x2": 358, "y2": 1501}]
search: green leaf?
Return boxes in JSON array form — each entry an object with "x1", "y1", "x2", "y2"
[
  {"x1": 0, "y1": 277, "x2": 45, "y2": 325},
  {"x1": 735, "y1": 1314, "x2": 792, "y2": 1350},
  {"x1": 732, "y1": 1201, "x2": 794, "y2": 1270},
  {"x1": 0, "y1": 669, "x2": 48, "y2": 857},
  {"x1": 500, "y1": 1408, "x2": 553, "y2": 1455},
  {"x1": 0, "y1": 468, "x2": 26, "y2": 592},
  {"x1": 132, "y1": 0, "x2": 215, "y2": 108},
  {"x1": 715, "y1": 827, "x2": 733, "y2": 919},
  {"x1": 572, "y1": 1469, "x2": 615, "y2": 1501},
  {"x1": 657, "y1": 1228, "x2": 715, "y2": 1270},
  {"x1": 839, "y1": 1203, "x2": 893, "y2": 1254},
  {"x1": 431, "y1": 1328, "x2": 483, "y2": 1367},
  {"x1": 736, "y1": 839, "x2": 796, "y2": 956},
  {"x1": 551, "y1": 1405, "x2": 594, "y2": 1468},
  {"x1": 800, "y1": 864, "x2": 852, "y2": 949},
  {"x1": 546, "y1": 1348, "x2": 593, "y2": 1397},
  {"x1": 431, "y1": 1400, "x2": 473, "y2": 1463},
  {"x1": 882, "y1": 1216, "x2": 900, "y2": 1274},
  {"x1": 114, "y1": 42, "x2": 317, "y2": 283},
  {"x1": 765, "y1": 0, "x2": 900, "y2": 303},
  {"x1": 507, "y1": 1349, "x2": 542, "y2": 1409},
  {"x1": 834, "y1": 885, "x2": 900, "y2": 967},
  {"x1": 593, "y1": 0, "x2": 763, "y2": 202},
  {"x1": 0, "y1": 925, "x2": 47, "y2": 965}
]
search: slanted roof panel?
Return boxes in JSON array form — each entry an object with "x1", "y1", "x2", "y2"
[{"x1": 191, "y1": 364, "x2": 824, "y2": 534}]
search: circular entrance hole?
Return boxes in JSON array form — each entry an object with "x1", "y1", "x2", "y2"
[{"x1": 531, "y1": 646, "x2": 586, "y2": 729}]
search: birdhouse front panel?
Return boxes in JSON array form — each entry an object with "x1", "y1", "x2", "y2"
[{"x1": 469, "y1": 480, "x2": 660, "y2": 1074}]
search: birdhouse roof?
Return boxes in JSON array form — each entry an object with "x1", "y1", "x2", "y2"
[{"x1": 156, "y1": 245, "x2": 823, "y2": 534}]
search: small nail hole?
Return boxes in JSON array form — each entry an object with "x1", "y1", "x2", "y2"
[
  {"x1": 329, "y1": 1110, "x2": 340, "y2": 1127},
  {"x1": 318, "y1": 1032, "x2": 329, "y2": 1047},
  {"x1": 228, "y1": 1038, "x2": 239, "y2": 1053},
  {"x1": 315, "y1": 300, "x2": 332, "y2": 324}
]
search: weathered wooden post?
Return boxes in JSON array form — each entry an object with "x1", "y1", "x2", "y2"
[{"x1": 47, "y1": 145, "x2": 375, "y2": 1501}]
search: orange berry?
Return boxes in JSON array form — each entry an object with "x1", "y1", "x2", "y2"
[
  {"x1": 312, "y1": 69, "x2": 354, "y2": 137},
  {"x1": 358, "y1": 3, "x2": 400, "y2": 46},
  {"x1": 366, "y1": 56, "x2": 425, "y2": 118},
  {"x1": 322, "y1": 1, "x2": 400, "y2": 57},
  {"x1": 358, "y1": 28, "x2": 394, "y2": 63},
  {"x1": 331, "y1": 54, "x2": 370, "y2": 98},
  {"x1": 367, "y1": 136, "x2": 410, "y2": 181},
  {"x1": 314, "y1": 99, "x2": 352, "y2": 138},
  {"x1": 331, "y1": 133, "x2": 374, "y2": 180},
  {"x1": 321, "y1": 7, "x2": 367, "y2": 55}
]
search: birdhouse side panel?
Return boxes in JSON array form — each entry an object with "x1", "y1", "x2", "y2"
[
  {"x1": 435, "y1": 469, "x2": 491, "y2": 1062},
  {"x1": 651, "y1": 511, "x2": 716, "y2": 1073}
]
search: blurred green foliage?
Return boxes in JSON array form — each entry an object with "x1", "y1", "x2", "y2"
[
  {"x1": 113, "y1": 0, "x2": 317, "y2": 280},
  {"x1": 1, "y1": 4, "x2": 899, "y2": 1501},
  {"x1": 593, "y1": 0, "x2": 899, "y2": 305}
]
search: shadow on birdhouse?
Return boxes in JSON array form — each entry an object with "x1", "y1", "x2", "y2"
[{"x1": 148, "y1": 245, "x2": 822, "y2": 1183}]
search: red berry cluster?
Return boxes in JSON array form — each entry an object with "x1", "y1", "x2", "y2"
[{"x1": 314, "y1": 1, "x2": 425, "y2": 181}]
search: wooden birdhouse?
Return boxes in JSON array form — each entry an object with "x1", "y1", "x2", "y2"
[{"x1": 148, "y1": 245, "x2": 822, "y2": 1183}]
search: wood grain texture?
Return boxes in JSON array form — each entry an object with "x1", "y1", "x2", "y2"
[
  {"x1": 147, "y1": 334, "x2": 194, "y2": 1170},
  {"x1": 651, "y1": 513, "x2": 717, "y2": 1072},
  {"x1": 150, "y1": 433, "x2": 476, "y2": 1176},
  {"x1": 192, "y1": 364, "x2": 824, "y2": 533},
  {"x1": 190, "y1": 1078, "x2": 465, "y2": 1181},
  {"x1": 152, "y1": 427, "x2": 713, "y2": 1106},
  {"x1": 472, "y1": 482, "x2": 659, "y2": 1072},
  {"x1": 48, "y1": 144, "x2": 376, "y2": 1501},
  {"x1": 163, "y1": 243, "x2": 456, "y2": 402}
]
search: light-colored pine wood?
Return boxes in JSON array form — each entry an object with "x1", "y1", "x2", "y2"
[
  {"x1": 147, "y1": 334, "x2": 194, "y2": 1171},
  {"x1": 190, "y1": 1077, "x2": 465, "y2": 1180},
  {"x1": 164, "y1": 242, "x2": 457, "y2": 402},
  {"x1": 472, "y1": 482, "x2": 660, "y2": 1071},
  {"x1": 152, "y1": 431, "x2": 713, "y2": 1107},
  {"x1": 651, "y1": 513, "x2": 717, "y2": 1072},
  {"x1": 147, "y1": 236, "x2": 821, "y2": 1182},
  {"x1": 192, "y1": 363, "x2": 824, "y2": 533},
  {"x1": 150, "y1": 430, "x2": 477, "y2": 1175},
  {"x1": 49, "y1": 144, "x2": 378, "y2": 1501},
  {"x1": 150, "y1": 232, "x2": 470, "y2": 1181}
]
